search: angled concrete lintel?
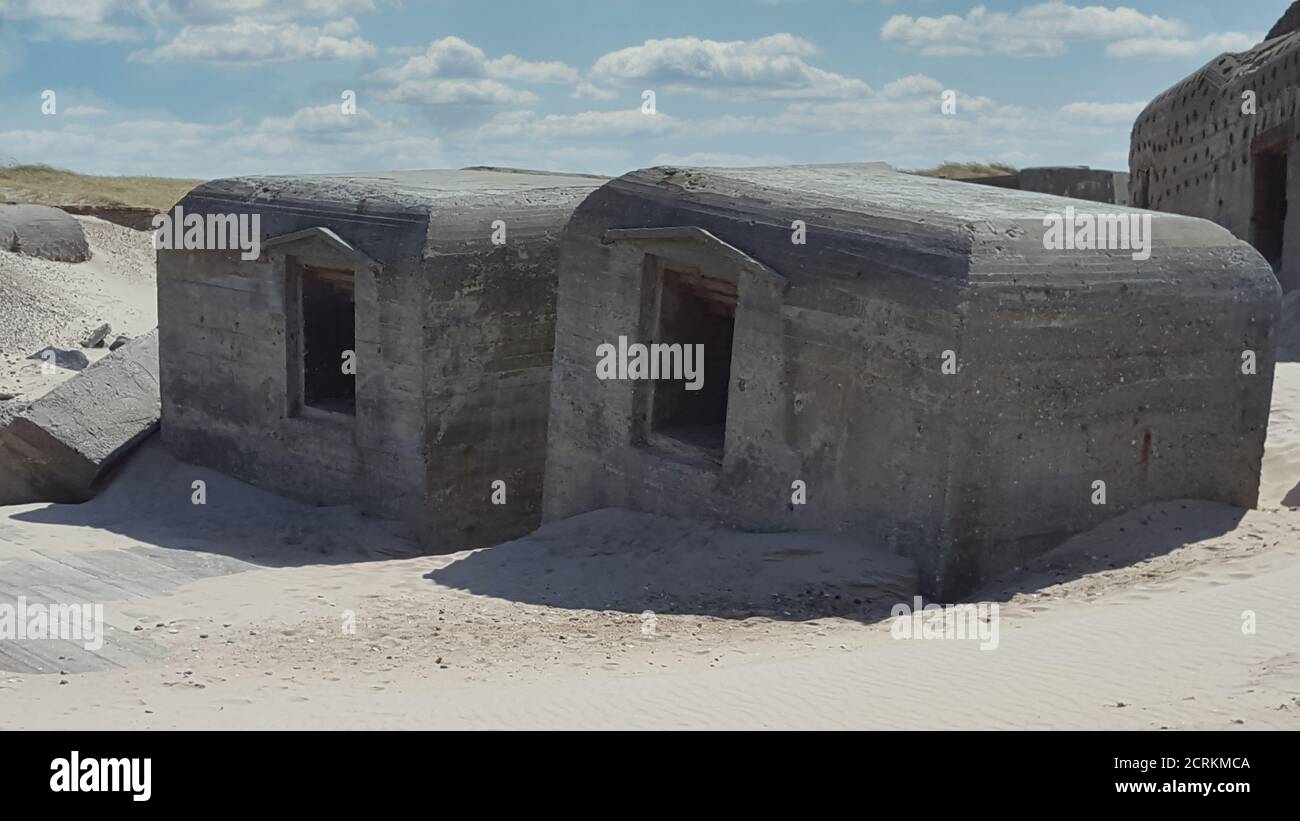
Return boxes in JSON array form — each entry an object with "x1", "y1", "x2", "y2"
[
  {"x1": 263, "y1": 226, "x2": 382, "y2": 272},
  {"x1": 602, "y1": 225, "x2": 787, "y2": 288}
]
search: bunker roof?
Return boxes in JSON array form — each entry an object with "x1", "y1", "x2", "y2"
[
  {"x1": 1135, "y1": 4, "x2": 1300, "y2": 125},
  {"x1": 186, "y1": 167, "x2": 605, "y2": 216},
  {"x1": 180, "y1": 167, "x2": 606, "y2": 266},
  {"x1": 602, "y1": 163, "x2": 1157, "y2": 227},
  {"x1": 591, "y1": 162, "x2": 1231, "y2": 249}
]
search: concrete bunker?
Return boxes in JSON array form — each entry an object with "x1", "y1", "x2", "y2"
[
  {"x1": 1130, "y1": 1, "x2": 1300, "y2": 289},
  {"x1": 544, "y1": 163, "x2": 1280, "y2": 598},
  {"x1": 962, "y1": 166, "x2": 1130, "y2": 205},
  {"x1": 157, "y1": 169, "x2": 603, "y2": 551}
]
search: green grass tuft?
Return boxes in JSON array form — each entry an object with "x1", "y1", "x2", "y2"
[{"x1": 908, "y1": 162, "x2": 1019, "y2": 180}]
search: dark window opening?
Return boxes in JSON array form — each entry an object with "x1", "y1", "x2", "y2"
[
  {"x1": 1252, "y1": 148, "x2": 1288, "y2": 270},
  {"x1": 300, "y1": 264, "x2": 356, "y2": 415},
  {"x1": 649, "y1": 268, "x2": 735, "y2": 457}
]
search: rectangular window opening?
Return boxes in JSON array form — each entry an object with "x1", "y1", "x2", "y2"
[
  {"x1": 1252, "y1": 148, "x2": 1288, "y2": 271},
  {"x1": 298, "y1": 264, "x2": 356, "y2": 416},
  {"x1": 648, "y1": 268, "x2": 735, "y2": 458}
]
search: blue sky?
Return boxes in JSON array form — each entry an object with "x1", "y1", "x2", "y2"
[{"x1": 0, "y1": 0, "x2": 1290, "y2": 178}]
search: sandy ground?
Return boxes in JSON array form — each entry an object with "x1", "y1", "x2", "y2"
[
  {"x1": 1, "y1": 367, "x2": 1299, "y2": 728},
  {"x1": 0, "y1": 216, "x2": 155, "y2": 404}
]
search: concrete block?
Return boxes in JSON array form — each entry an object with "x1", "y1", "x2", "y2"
[{"x1": 0, "y1": 331, "x2": 160, "y2": 504}]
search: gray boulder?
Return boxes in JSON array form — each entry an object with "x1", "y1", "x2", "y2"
[{"x1": 0, "y1": 203, "x2": 90, "y2": 262}]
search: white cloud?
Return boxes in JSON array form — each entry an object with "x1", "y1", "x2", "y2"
[
  {"x1": 486, "y1": 54, "x2": 579, "y2": 84},
  {"x1": 3, "y1": 0, "x2": 154, "y2": 42},
  {"x1": 376, "y1": 78, "x2": 538, "y2": 106},
  {"x1": 470, "y1": 109, "x2": 683, "y2": 141},
  {"x1": 0, "y1": 103, "x2": 442, "y2": 177},
  {"x1": 1058, "y1": 101, "x2": 1146, "y2": 123},
  {"x1": 656, "y1": 70, "x2": 1131, "y2": 172},
  {"x1": 368, "y1": 36, "x2": 491, "y2": 83},
  {"x1": 156, "y1": 0, "x2": 379, "y2": 24},
  {"x1": 878, "y1": 73, "x2": 946, "y2": 98},
  {"x1": 130, "y1": 17, "x2": 375, "y2": 63},
  {"x1": 590, "y1": 33, "x2": 871, "y2": 99},
  {"x1": 368, "y1": 36, "x2": 578, "y2": 107},
  {"x1": 881, "y1": 1, "x2": 1190, "y2": 57},
  {"x1": 571, "y1": 81, "x2": 619, "y2": 101},
  {"x1": 651, "y1": 151, "x2": 791, "y2": 167},
  {"x1": 1106, "y1": 32, "x2": 1260, "y2": 59},
  {"x1": 63, "y1": 106, "x2": 111, "y2": 118},
  {"x1": 3, "y1": 0, "x2": 381, "y2": 42}
]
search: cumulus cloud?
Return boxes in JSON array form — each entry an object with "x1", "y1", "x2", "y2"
[
  {"x1": 0, "y1": 103, "x2": 442, "y2": 177},
  {"x1": 590, "y1": 33, "x2": 871, "y2": 99},
  {"x1": 377, "y1": 79, "x2": 538, "y2": 106},
  {"x1": 1105, "y1": 32, "x2": 1260, "y2": 59},
  {"x1": 486, "y1": 54, "x2": 579, "y2": 84},
  {"x1": 155, "y1": 0, "x2": 379, "y2": 24},
  {"x1": 881, "y1": 1, "x2": 1191, "y2": 57},
  {"x1": 130, "y1": 17, "x2": 376, "y2": 63},
  {"x1": 4, "y1": 0, "x2": 381, "y2": 42},
  {"x1": 368, "y1": 36, "x2": 579, "y2": 107},
  {"x1": 571, "y1": 81, "x2": 619, "y2": 101},
  {"x1": 3, "y1": 0, "x2": 156, "y2": 42}
]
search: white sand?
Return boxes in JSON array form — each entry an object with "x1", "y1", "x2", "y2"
[
  {"x1": 1, "y1": 369, "x2": 1299, "y2": 730},
  {"x1": 0, "y1": 216, "x2": 155, "y2": 403}
]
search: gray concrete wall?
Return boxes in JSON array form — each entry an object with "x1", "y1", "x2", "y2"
[
  {"x1": 545, "y1": 164, "x2": 1279, "y2": 598},
  {"x1": 158, "y1": 170, "x2": 600, "y2": 551},
  {"x1": 933, "y1": 218, "x2": 1278, "y2": 593},
  {"x1": 416, "y1": 185, "x2": 597, "y2": 550},
  {"x1": 546, "y1": 166, "x2": 974, "y2": 571},
  {"x1": 157, "y1": 179, "x2": 432, "y2": 525},
  {"x1": 1017, "y1": 167, "x2": 1130, "y2": 205},
  {"x1": 964, "y1": 168, "x2": 1129, "y2": 205},
  {"x1": 1130, "y1": 21, "x2": 1300, "y2": 288}
]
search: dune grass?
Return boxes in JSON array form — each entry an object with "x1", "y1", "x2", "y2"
[
  {"x1": 0, "y1": 164, "x2": 202, "y2": 211},
  {"x1": 909, "y1": 162, "x2": 1018, "y2": 180}
]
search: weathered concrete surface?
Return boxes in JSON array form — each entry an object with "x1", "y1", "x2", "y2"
[
  {"x1": 1018, "y1": 166, "x2": 1130, "y2": 205},
  {"x1": 965, "y1": 167, "x2": 1129, "y2": 204},
  {"x1": 544, "y1": 162, "x2": 1279, "y2": 598},
  {"x1": 0, "y1": 331, "x2": 159, "y2": 505},
  {"x1": 1131, "y1": 3, "x2": 1300, "y2": 288},
  {"x1": 1268, "y1": 0, "x2": 1300, "y2": 40},
  {"x1": 157, "y1": 169, "x2": 602, "y2": 553},
  {"x1": 0, "y1": 204, "x2": 89, "y2": 262}
]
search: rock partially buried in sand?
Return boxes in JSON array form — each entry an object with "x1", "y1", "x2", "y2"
[
  {"x1": 0, "y1": 331, "x2": 160, "y2": 505},
  {"x1": 0, "y1": 203, "x2": 90, "y2": 262},
  {"x1": 81, "y1": 323, "x2": 112, "y2": 348},
  {"x1": 27, "y1": 346, "x2": 90, "y2": 371}
]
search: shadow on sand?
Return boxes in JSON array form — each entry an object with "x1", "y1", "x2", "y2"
[
  {"x1": 5, "y1": 438, "x2": 1252, "y2": 625},
  {"x1": 6, "y1": 437, "x2": 419, "y2": 569},
  {"x1": 427, "y1": 501, "x2": 1248, "y2": 623}
]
